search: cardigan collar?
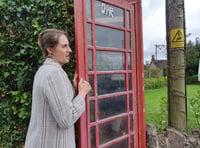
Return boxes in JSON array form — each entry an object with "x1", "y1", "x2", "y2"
[{"x1": 43, "y1": 57, "x2": 62, "y2": 68}]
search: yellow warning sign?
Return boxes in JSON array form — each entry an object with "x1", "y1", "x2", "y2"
[{"x1": 170, "y1": 29, "x2": 184, "y2": 48}]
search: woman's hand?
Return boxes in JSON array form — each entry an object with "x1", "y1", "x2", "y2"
[{"x1": 78, "y1": 78, "x2": 91, "y2": 98}]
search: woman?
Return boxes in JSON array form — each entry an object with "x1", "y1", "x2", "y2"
[{"x1": 25, "y1": 29, "x2": 91, "y2": 148}]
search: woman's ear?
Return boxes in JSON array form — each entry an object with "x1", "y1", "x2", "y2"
[{"x1": 46, "y1": 47, "x2": 52, "y2": 56}]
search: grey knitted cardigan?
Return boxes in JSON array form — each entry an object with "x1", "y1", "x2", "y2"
[{"x1": 25, "y1": 58, "x2": 85, "y2": 148}]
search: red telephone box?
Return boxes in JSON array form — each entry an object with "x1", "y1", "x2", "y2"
[{"x1": 74, "y1": 0, "x2": 145, "y2": 147}]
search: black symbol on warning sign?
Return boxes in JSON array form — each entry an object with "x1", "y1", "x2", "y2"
[{"x1": 172, "y1": 30, "x2": 184, "y2": 42}]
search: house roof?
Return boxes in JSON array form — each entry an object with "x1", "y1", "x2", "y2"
[
  {"x1": 149, "y1": 55, "x2": 167, "y2": 69},
  {"x1": 153, "y1": 60, "x2": 167, "y2": 68}
]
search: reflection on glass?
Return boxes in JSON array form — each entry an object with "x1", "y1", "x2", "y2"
[
  {"x1": 129, "y1": 94, "x2": 133, "y2": 111},
  {"x1": 130, "y1": 114, "x2": 133, "y2": 132},
  {"x1": 127, "y1": 32, "x2": 131, "y2": 50},
  {"x1": 95, "y1": 0, "x2": 124, "y2": 27},
  {"x1": 86, "y1": 0, "x2": 91, "y2": 19},
  {"x1": 107, "y1": 138, "x2": 128, "y2": 148},
  {"x1": 128, "y1": 53, "x2": 131, "y2": 70},
  {"x1": 95, "y1": 25, "x2": 124, "y2": 49},
  {"x1": 126, "y1": 10, "x2": 130, "y2": 29},
  {"x1": 131, "y1": 136, "x2": 134, "y2": 148},
  {"x1": 91, "y1": 126, "x2": 96, "y2": 148},
  {"x1": 88, "y1": 50, "x2": 93, "y2": 71},
  {"x1": 128, "y1": 74, "x2": 132, "y2": 90},
  {"x1": 90, "y1": 101, "x2": 95, "y2": 122},
  {"x1": 96, "y1": 51, "x2": 124, "y2": 71},
  {"x1": 89, "y1": 75, "x2": 94, "y2": 96},
  {"x1": 99, "y1": 117, "x2": 128, "y2": 145},
  {"x1": 98, "y1": 95, "x2": 126, "y2": 120},
  {"x1": 97, "y1": 74, "x2": 125, "y2": 95},
  {"x1": 87, "y1": 23, "x2": 92, "y2": 46}
]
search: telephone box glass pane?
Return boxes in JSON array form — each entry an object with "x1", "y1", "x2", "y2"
[
  {"x1": 91, "y1": 126, "x2": 96, "y2": 148},
  {"x1": 98, "y1": 95, "x2": 126, "y2": 120},
  {"x1": 127, "y1": 32, "x2": 131, "y2": 50},
  {"x1": 131, "y1": 136, "x2": 134, "y2": 148},
  {"x1": 95, "y1": 0, "x2": 124, "y2": 27},
  {"x1": 86, "y1": 0, "x2": 91, "y2": 19},
  {"x1": 99, "y1": 117, "x2": 128, "y2": 145},
  {"x1": 88, "y1": 50, "x2": 93, "y2": 71},
  {"x1": 90, "y1": 101, "x2": 95, "y2": 122},
  {"x1": 129, "y1": 94, "x2": 133, "y2": 111},
  {"x1": 89, "y1": 75, "x2": 94, "y2": 96},
  {"x1": 126, "y1": 10, "x2": 130, "y2": 29},
  {"x1": 96, "y1": 51, "x2": 125, "y2": 71},
  {"x1": 128, "y1": 53, "x2": 131, "y2": 70},
  {"x1": 128, "y1": 74, "x2": 132, "y2": 90},
  {"x1": 130, "y1": 114, "x2": 133, "y2": 132},
  {"x1": 87, "y1": 23, "x2": 92, "y2": 46},
  {"x1": 95, "y1": 25, "x2": 124, "y2": 49},
  {"x1": 97, "y1": 74, "x2": 125, "y2": 95},
  {"x1": 107, "y1": 138, "x2": 128, "y2": 148}
]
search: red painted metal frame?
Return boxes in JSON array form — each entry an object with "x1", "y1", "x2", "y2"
[
  {"x1": 74, "y1": 0, "x2": 145, "y2": 147},
  {"x1": 74, "y1": 0, "x2": 87, "y2": 147},
  {"x1": 134, "y1": 1, "x2": 146, "y2": 148}
]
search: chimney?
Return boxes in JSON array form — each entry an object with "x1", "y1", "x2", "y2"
[{"x1": 151, "y1": 55, "x2": 155, "y2": 62}]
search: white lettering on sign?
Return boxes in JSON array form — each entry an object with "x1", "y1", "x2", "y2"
[{"x1": 101, "y1": 3, "x2": 114, "y2": 17}]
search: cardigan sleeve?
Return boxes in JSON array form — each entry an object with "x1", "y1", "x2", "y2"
[{"x1": 44, "y1": 69, "x2": 85, "y2": 129}]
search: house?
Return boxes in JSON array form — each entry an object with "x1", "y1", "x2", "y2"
[{"x1": 145, "y1": 55, "x2": 167, "y2": 77}]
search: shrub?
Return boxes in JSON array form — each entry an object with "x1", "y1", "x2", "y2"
[
  {"x1": 0, "y1": 0, "x2": 75, "y2": 146},
  {"x1": 186, "y1": 75, "x2": 199, "y2": 84},
  {"x1": 155, "y1": 96, "x2": 168, "y2": 131},
  {"x1": 0, "y1": 91, "x2": 31, "y2": 148},
  {"x1": 189, "y1": 90, "x2": 200, "y2": 129},
  {"x1": 144, "y1": 77, "x2": 167, "y2": 89}
]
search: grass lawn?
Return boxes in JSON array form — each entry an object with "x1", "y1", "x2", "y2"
[{"x1": 145, "y1": 84, "x2": 200, "y2": 133}]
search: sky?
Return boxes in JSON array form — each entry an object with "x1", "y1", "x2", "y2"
[{"x1": 142, "y1": 0, "x2": 200, "y2": 63}]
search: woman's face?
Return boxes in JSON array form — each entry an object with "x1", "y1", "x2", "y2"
[{"x1": 51, "y1": 34, "x2": 72, "y2": 65}]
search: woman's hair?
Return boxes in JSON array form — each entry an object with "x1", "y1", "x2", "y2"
[{"x1": 38, "y1": 29, "x2": 68, "y2": 58}]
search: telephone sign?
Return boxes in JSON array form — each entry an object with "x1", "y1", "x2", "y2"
[{"x1": 74, "y1": 0, "x2": 145, "y2": 147}]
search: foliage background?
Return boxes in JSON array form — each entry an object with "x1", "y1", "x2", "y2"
[
  {"x1": 186, "y1": 41, "x2": 200, "y2": 78},
  {"x1": 145, "y1": 85, "x2": 200, "y2": 133},
  {"x1": 186, "y1": 40, "x2": 200, "y2": 84},
  {"x1": 0, "y1": 0, "x2": 199, "y2": 147},
  {"x1": 144, "y1": 77, "x2": 167, "y2": 89},
  {"x1": 0, "y1": 0, "x2": 75, "y2": 147}
]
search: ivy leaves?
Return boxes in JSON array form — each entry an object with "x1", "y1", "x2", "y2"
[{"x1": 0, "y1": 0, "x2": 75, "y2": 147}]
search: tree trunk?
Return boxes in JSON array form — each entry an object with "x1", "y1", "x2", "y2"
[{"x1": 166, "y1": 0, "x2": 187, "y2": 131}]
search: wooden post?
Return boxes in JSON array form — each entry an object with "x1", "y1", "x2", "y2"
[{"x1": 165, "y1": 0, "x2": 187, "y2": 131}]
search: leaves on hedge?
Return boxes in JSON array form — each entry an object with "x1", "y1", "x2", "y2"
[{"x1": 0, "y1": 0, "x2": 75, "y2": 147}]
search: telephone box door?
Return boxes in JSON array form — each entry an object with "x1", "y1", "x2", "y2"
[{"x1": 75, "y1": 0, "x2": 145, "y2": 148}]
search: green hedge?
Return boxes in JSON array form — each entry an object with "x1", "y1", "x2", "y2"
[
  {"x1": 144, "y1": 77, "x2": 167, "y2": 89},
  {"x1": 0, "y1": 0, "x2": 75, "y2": 147},
  {"x1": 186, "y1": 75, "x2": 199, "y2": 84}
]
